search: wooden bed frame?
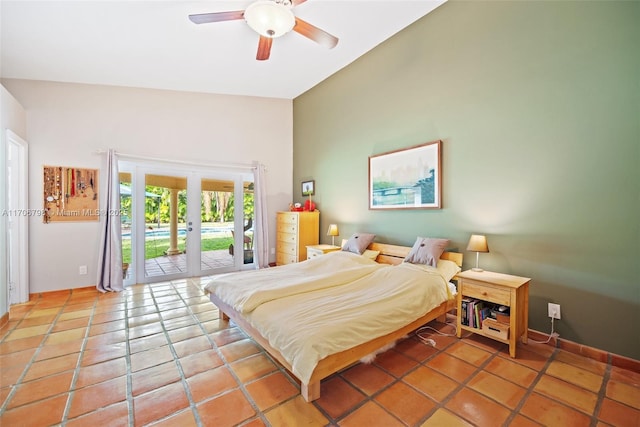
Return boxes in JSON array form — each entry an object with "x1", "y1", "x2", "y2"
[{"x1": 209, "y1": 242, "x2": 463, "y2": 402}]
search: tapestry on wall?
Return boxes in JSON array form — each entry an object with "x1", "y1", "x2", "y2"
[{"x1": 43, "y1": 165, "x2": 99, "y2": 223}]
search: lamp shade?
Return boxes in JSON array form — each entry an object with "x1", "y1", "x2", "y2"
[
  {"x1": 327, "y1": 224, "x2": 339, "y2": 237},
  {"x1": 466, "y1": 234, "x2": 489, "y2": 253},
  {"x1": 244, "y1": 0, "x2": 295, "y2": 38}
]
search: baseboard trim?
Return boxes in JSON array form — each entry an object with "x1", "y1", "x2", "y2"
[
  {"x1": 28, "y1": 285, "x2": 96, "y2": 301},
  {"x1": 0, "y1": 311, "x2": 9, "y2": 329},
  {"x1": 528, "y1": 328, "x2": 639, "y2": 373}
]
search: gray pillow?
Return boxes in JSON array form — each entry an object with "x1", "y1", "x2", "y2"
[
  {"x1": 342, "y1": 233, "x2": 376, "y2": 255},
  {"x1": 404, "y1": 237, "x2": 450, "y2": 267}
]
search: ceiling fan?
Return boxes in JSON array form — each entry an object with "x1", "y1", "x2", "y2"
[{"x1": 188, "y1": 0, "x2": 339, "y2": 61}]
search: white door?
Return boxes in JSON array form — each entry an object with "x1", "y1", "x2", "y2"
[
  {"x1": 6, "y1": 130, "x2": 29, "y2": 304},
  {"x1": 119, "y1": 160, "x2": 254, "y2": 285}
]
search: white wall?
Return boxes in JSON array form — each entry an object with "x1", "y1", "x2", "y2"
[
  {"x1": 1, "y1": 79, "x2": 293, "y2": 293},
  {"x1": 1, "y1": 84, "x2": 28, "y2": 316}
]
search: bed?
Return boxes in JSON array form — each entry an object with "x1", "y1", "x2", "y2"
[
  {"x1": 204, "y1": 249, "x2": 386, "y2": 313},
  {"x1": 206, "y1": 242, "x2": 463, "y2": 402}
]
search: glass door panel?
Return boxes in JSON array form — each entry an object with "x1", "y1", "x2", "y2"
[
  {"x1": 241, "y1": 181, "x2": 255, "y2": 265},
  {"x1": 200, "y1": 178, "x2": 234, "y2": 271},
  {"x1": 144, "y1": 173, "x2": 187, "y2": 280},
  {"x1": 119, "y1": 172, "x2": 133, "y2": 282},
  {"x1": 196, "y1": 176, "x2": 255, "y2": 275}
]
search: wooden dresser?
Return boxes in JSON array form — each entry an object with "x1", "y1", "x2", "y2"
[{"x1": 276, "y1": 211, "x2": 319, "y2": 265}]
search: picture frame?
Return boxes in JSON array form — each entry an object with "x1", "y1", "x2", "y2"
[
  {"x1": 369, "y1": 140, "x2": 442, "y2": 210},
  {"x1": 301, "y1": 180, "x2": 315, "y2": 197},
  {"x1": 43, "y1": 165, "x2": 100, "y2": 222}
]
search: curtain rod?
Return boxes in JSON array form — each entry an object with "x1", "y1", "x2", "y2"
[{"x1": 95, "y1": 150, "x2": 258, "y2": 171}]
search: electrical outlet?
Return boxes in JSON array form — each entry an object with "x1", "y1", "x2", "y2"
[
  {"x1": 548, "y1": 303, "x2": 561, "y2": 319},
  {"x1": 270, "y1": 247, "x2": 275, "y2": 255},
  {"x1": 79, "y1": 265, "x2": 88, "y2": 275}
]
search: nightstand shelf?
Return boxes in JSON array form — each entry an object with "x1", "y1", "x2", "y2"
[
  {"x1": 456, "y1": 270, "x2": 531, "y2": 358},
  {"x1": 306, "y1": 244, "x2": 341, "y2": 260}
]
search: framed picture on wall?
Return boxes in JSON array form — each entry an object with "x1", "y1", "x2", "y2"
[
  {"x1": 369, "y1": 140, "x2": 442, "y2": 210},
  {"x1": 43, "y1": 165, "x2": 100, "y2": 222},
  {"x1": 301, "y1": 180, "x2": 315, "y2": 196}
]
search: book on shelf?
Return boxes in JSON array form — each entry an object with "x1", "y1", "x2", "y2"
[
  {"x1": 460, "y1": 297, "x2": 497, "y2": 329},
  {"x1": 461, "y1": 298, "x2": 496, "y2": 329},
  {"x1": 481, "y1": 306, "x2": 491, "y2": 324},
  {"x1": 461, "y1": 298, "x2": 471, "y2": 326},
  {"x1": 473, "y1": 301, "x2": 486, "y2": 329}
]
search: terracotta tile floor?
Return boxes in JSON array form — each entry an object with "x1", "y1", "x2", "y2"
[{"x1": 1, "y1": 279, "x2": 639, "y2": 427}]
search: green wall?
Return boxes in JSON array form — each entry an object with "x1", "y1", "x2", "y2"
[{"x1": 293, "y1": 1, "x2": 639, "y2": 359}]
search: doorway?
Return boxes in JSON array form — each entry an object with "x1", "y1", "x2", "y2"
[
  {"x1": 5, "y1": 130, "x2": 29, "y2": 304},
  {"x1": 119, "y1": 161, "x2": 254, "y2": 284}
]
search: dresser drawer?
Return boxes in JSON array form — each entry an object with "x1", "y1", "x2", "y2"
[
  {"x1": 462, "y1": 280, "x2": 511, "y2": 306},
  {"x1": 276, "y1": 231, "x2": 297, "y2": 244},
  {"x1": 276, "y1": 251, "x2": 298, "y2": 265},
  {"x1": 307, "y1": 248, "x2": 323, "y2": 259},
  {"x1": 277, "y1": 222, "x2": 299, "y2": 234},
  {"x1": 277, "y1": 241, "x2": 298, "y2": 257},
  {"x1": 277, "y1": 213, "x2": 300, "y2": 226}
]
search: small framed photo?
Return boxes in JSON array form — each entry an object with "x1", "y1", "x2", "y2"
[{"x1": 301, "y1": 180, "x2": 315, "y2": 196}]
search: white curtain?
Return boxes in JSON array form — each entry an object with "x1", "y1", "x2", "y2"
[
  {"x1": 253, "y1": 162, "x2": 269, "y2": 268},
  {"x1": 96, "y1": 149, "x2": 124, "y2": 292}
]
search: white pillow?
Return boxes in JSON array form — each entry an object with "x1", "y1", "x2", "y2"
[
  {"x1": 404, "y1": 236, "x2": 450, "y2": 267},
  {"x1": 362, "y1": 250, "x2": 380, "y2": 261},
  {"x1": 436, "y1": 259, "x2": 461, "y2": 282},
  {"x1": 342, "y1": 233, "x2": 376, "y2": 255}
]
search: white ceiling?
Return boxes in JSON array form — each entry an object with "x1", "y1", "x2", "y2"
[{"x1": 1, "y1": 0, "x2": 446, "y2": 99}]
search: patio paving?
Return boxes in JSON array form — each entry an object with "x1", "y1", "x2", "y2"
[{"x1": 142, "y1": 249, "x2": 236, "y2": 278}]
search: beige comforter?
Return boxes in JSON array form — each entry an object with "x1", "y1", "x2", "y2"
[
  {"x1": 245, "y1": 262, "x2": 452, "y2": 384},
  {"x1": 204, "y1": 251, "x2": 385, "y2": 313}
]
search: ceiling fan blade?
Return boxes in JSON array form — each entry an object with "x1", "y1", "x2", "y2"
[
  {"x1": 256, "y1": 36, "x2": 273, "y2": 61},
  {"x1": 188, "y1": 11, "x2": 244, "y2": 24},
  {"x1": 293, "y1": 17, "x2": 338, "y2": 49}
]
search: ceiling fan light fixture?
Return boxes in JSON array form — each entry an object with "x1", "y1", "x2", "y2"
[{"x1": 244, "y1": 0, "x2": 295, "y2": 38}]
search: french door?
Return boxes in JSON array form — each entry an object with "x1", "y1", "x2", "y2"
[{"x1": 119, "y1": 161, "x2": 254, "y2": 285}]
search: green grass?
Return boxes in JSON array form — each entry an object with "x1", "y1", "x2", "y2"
[{"x1": 121, "y1": 236, "x2": 235, "y2": 263}]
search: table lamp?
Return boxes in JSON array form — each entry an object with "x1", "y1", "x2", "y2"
[
  {"x1": 327, "y1": 224, "x2": 339, "y2": 246},
  {"x1": 466, "y1": 234, "x2": 489, "y2": 272}
]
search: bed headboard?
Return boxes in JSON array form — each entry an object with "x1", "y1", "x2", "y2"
[
  {"x1": 338, "y1": 239, "x2": 463, "y2": 267},
  {"x1": 367, "y1": 242, "x2": 463, "y2": 267}
]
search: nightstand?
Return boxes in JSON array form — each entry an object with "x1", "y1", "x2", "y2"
[
  {"x1": 306, "y1": 244, "x2": 341, "y2": 260},
  {"x1": 456, "y1": 270, "x2": 531, "y2": 358}
]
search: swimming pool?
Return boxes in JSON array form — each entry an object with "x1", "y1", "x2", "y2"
[{"x1": 122, "y1": 227, "x2": 236, "y2": 239}]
